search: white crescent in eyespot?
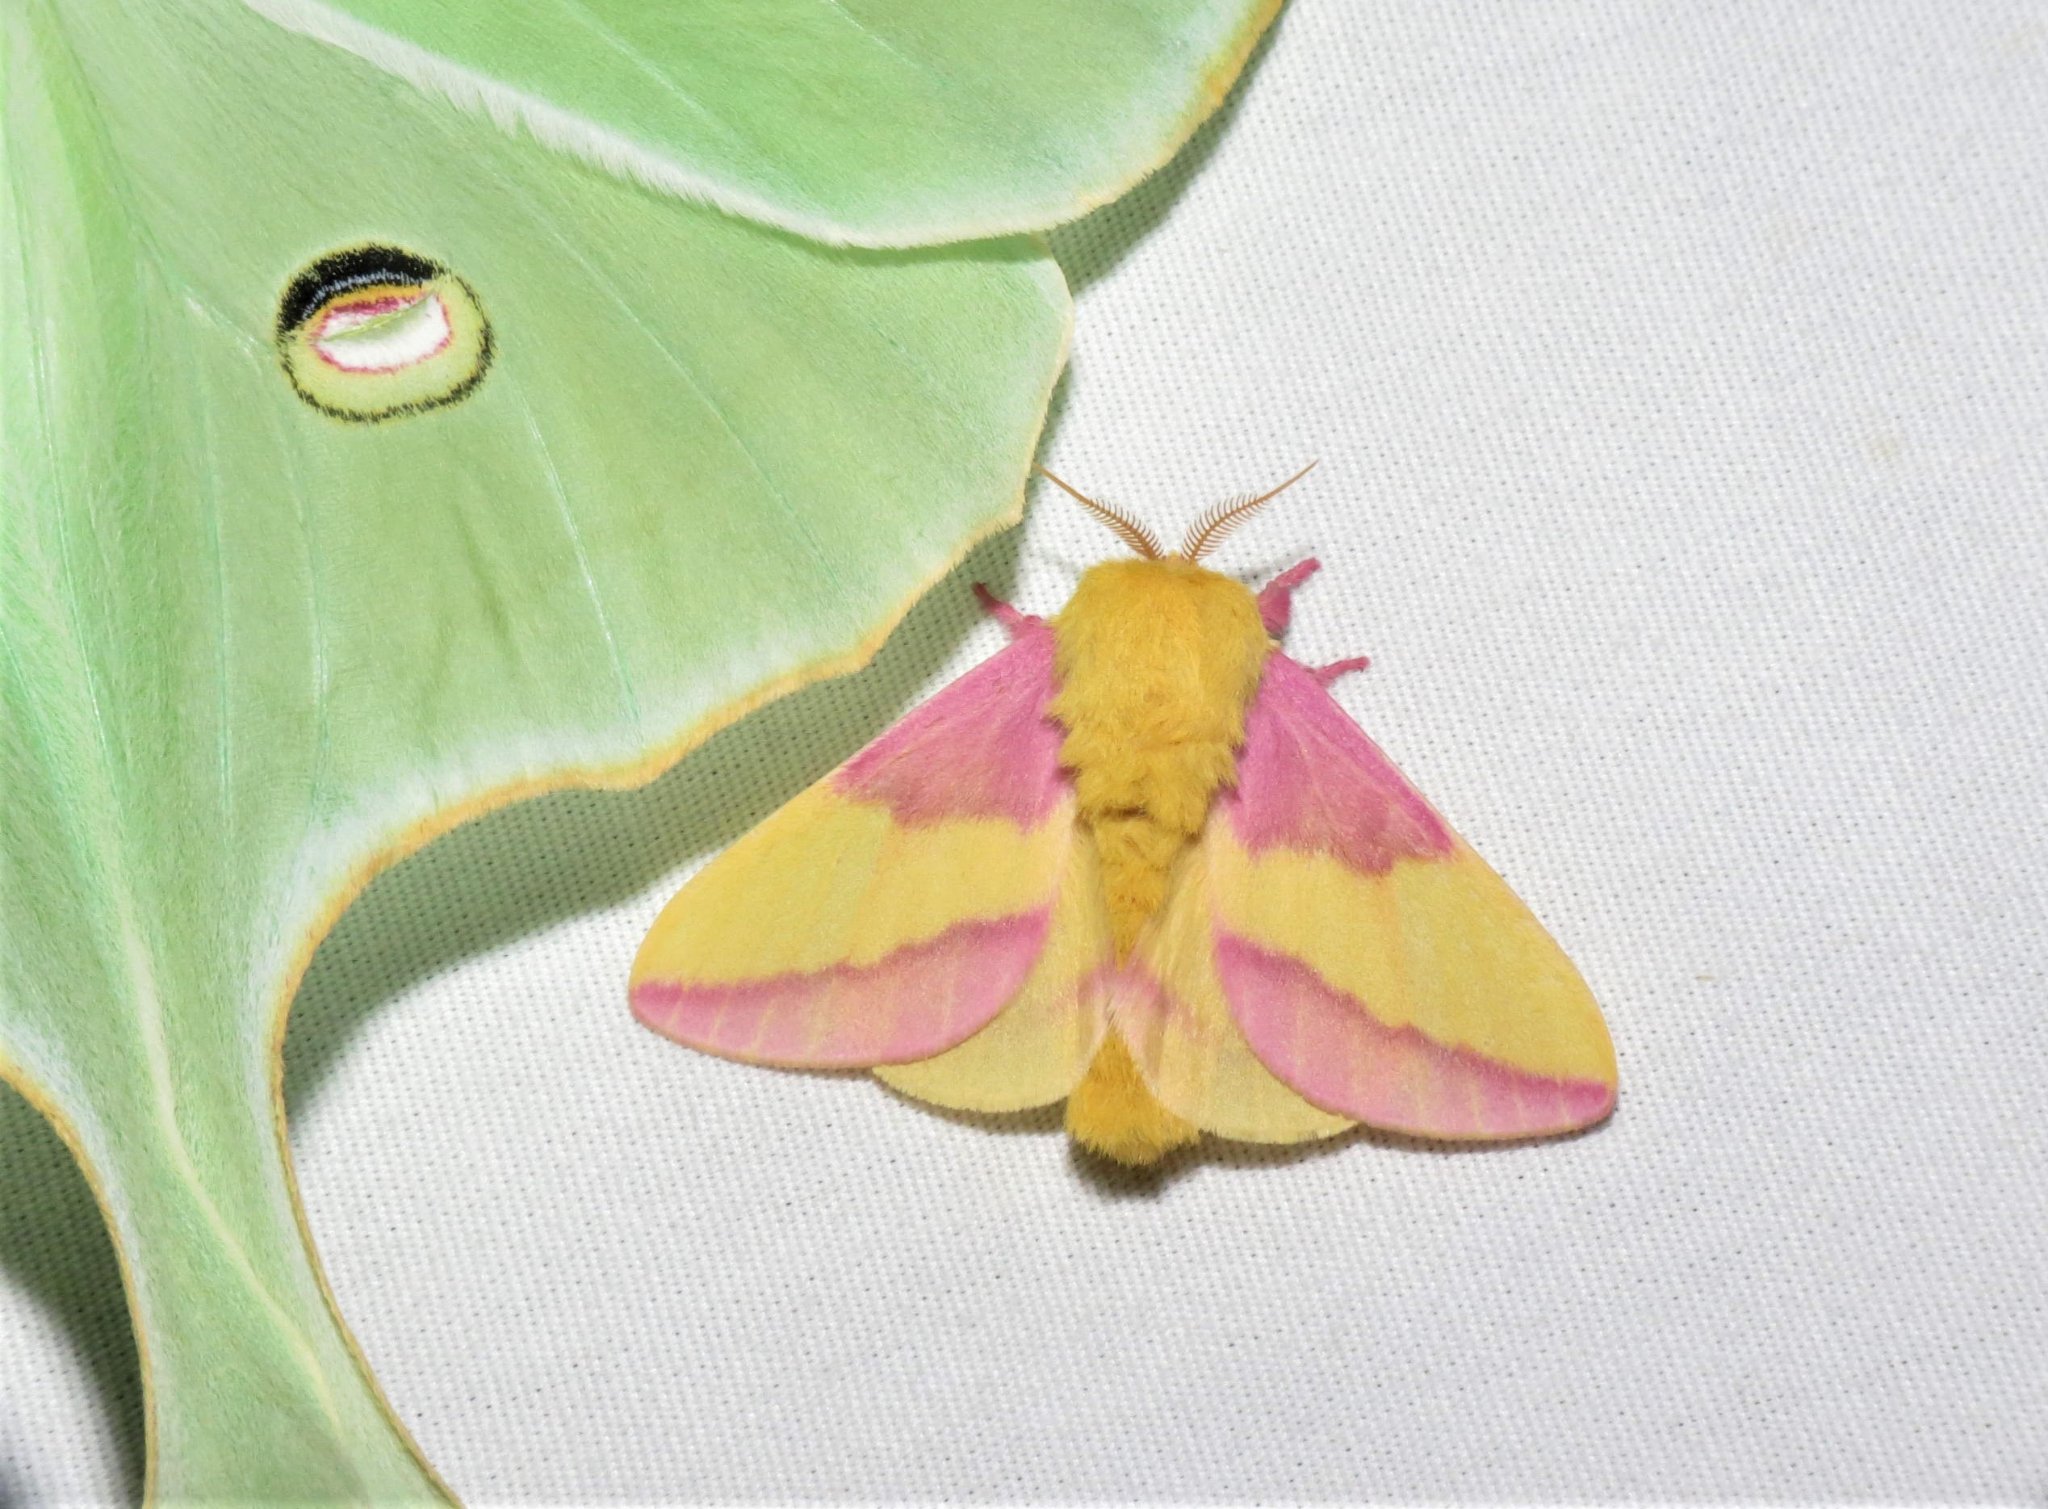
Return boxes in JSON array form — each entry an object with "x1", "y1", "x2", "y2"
[{"x1": 311, "y1": 291, "x2": 454, "y2": 374}]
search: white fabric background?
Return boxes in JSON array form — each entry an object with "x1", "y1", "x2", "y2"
[{"x1": 6, "y1": 2, "x2": 2047, "y2": 1501}]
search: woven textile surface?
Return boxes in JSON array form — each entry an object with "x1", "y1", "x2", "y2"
[{"x1": 4, "y1": 3, "x2": 2045, "y2": 1501}]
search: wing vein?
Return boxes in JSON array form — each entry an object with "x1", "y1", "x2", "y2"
[
  {"x1": 549, "y1": 0, "x2": 778, "y2": 172},
  {"x1": 489, "y1": 173, "x2": 855, "y2": 609},
  {"x1": 186, "y1": 306, "x2": 237, "y2": 842},
  {"x1": 809, "y1": 0, "x2": 927, "y2": 73},
  {"x1": 508, "y1": 368, "x2": 641, "y2": 728}
]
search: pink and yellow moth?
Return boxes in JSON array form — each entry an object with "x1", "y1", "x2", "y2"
[{"x1": 631, "y1": 469, "x2": 1617, "y2": 1165}]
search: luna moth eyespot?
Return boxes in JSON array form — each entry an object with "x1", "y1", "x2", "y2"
[{"x1": 276, "y1": 244, "x2": 492, "y2": 420}]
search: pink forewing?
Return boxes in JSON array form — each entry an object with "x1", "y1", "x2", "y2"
[
  {"x1": 835, "y1": 620, "x2": 1066, "y2": 828},
  {"x1": 1222, "y1": 653, "x2": 1451, "y2": 872}
]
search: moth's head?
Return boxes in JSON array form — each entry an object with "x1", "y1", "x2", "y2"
[{"x1": 1039, "y1": 463, "x2": 1318, "y2": 649}]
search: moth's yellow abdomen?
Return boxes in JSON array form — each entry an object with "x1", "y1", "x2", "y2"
[
  {"x1": 1066, "y1": 1036, "x2": 1201, "y2": 1165},
  {"x1": 1050, "y1": 557, "x2": 1271, "y2": 1164}
]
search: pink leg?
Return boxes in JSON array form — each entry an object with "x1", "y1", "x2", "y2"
[
  {"x1": 1256, "y1": 559, "x2": 1321, "y2": 634},
  {"x1": 1312, "y1": 656, "x2": 1371, "y2": 685},
  {"x1": 972, "y1": 582, "x2": 1040, "y2": 638}
]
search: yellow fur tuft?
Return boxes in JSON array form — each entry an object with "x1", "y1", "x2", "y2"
[
  {"x1": 1065, "y1": 1035, "x2": 1200, "y2": 1165},
  {"x1": 1051, "y1": 557, "x2": 1273, "y2": 1159}
]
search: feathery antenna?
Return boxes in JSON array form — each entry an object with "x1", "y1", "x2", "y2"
[
  {"x1": 1179, "y1": 460, "x2": 1319, "y2": 561},
  {"x1": 1036, "y1": 468, "x2": 1164, "y2": 559}
]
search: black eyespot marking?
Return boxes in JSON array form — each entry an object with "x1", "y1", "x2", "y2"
[{"x1": 276, "y1": 244, "x2": 491, "y2": 421}]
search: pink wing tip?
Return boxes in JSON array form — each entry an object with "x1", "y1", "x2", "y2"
[
  {"x1": 972, "y1": 583, "x2": 1037, "y2": 637},
  {"x1": 629, "y1": 978, "x2": 685, "y2": 1030},
  {"x1": 1257, "y1": 559, "x2": 1322, "y2": 634},
  {"x1": 1224, "y1": 652, "x2": 1453, "y2": 868},
  {"x1": 834, "y1": 623, "x2": 1066, "y2": 827}
]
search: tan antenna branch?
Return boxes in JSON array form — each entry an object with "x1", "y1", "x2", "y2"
[
  {"x1": 1179, "y1": 460, "x2": 1320, "y2": 562},
  {"x1": 1036, "y1": 468, "x2": 1165, "y2": 559}
]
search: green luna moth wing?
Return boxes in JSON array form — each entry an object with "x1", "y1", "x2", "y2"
[
  {"x1": 2, "y1": 0, "x2": 1283, "y2": 1493},
  {"x1": 248, "y1": 0, "x2": 1283, "y2": 245},
  {"x1": 0, "y1": 0, "x2": 1291, "y2": 1498}
]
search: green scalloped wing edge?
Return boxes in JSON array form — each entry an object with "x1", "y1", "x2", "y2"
[{"x1": 245, "y1": 0, "x2": 1285, "y2": 246}]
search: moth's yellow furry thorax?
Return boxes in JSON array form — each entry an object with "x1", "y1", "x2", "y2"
[
  {"x1": 1051, "y1": 556, "x2": 1271, "y2": 950},
  {"x1": 1050, "y1": 557, "x2": 1272, "y2": 1164}
]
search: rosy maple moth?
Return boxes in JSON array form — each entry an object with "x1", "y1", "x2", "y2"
[{"x1": 631, "y1": 472, "x2": 1617, "y2": 1166}]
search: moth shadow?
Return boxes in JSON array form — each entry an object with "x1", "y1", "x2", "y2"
[
  {"x1": 873, "y1": 1081, "x2": 1603, "y2": 1203},
  {"x1": 1066, "y1": 1125, "x2": 1388, "y2": 1200},
  {"x1": 0, "y1": 1082, "x2": 147, "y2": 1499},
  {"x1": 1048, "y1": 12, "x2": 1287, "y2": 295},
  {"x1": 1071, "y1": 1118, "x2": 1611, "y2": 1200}
]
